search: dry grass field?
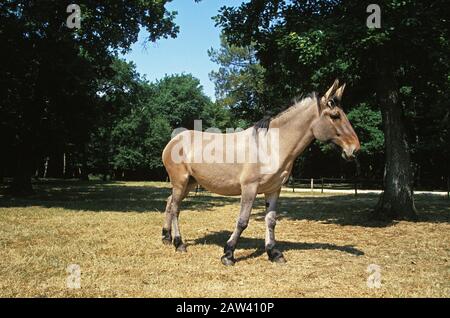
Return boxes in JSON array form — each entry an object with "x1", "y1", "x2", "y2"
[{"x1": 0, "y1": 180, "x2": 449, "y2": 297}]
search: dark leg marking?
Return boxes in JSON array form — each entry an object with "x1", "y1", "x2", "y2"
[
  {"x1": 221, "y1": 243, "x2": 236, "y2": 266},
  {"x1": 162, "y1": 228, "x2": 172, "y2": 245},
  {"x1": 220, "y1": 220, "x2": 247, "y2": 266},
  {"x1": 173, "y1": 236, "x2": 187, "y2": 252},
  {"x1": 237, "y1": 219, "x2": 248, "y2": 231},
  {"x1": 266, "y1": 247, "x2": 286, "y2": 263}
]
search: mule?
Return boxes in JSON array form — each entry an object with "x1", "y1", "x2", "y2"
[{"x1": 161, "y1": 79, "x2": 360, "y2": 265}]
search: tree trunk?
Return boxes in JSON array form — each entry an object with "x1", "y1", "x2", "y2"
[
  {"x1": 9, "y1": 144, "x2": 34, "y2": 195},
  {"x1": 374, "y1": 75, "x2": 417, "y2": 220},
  {"x1": 43, "y1": 157, "x2": 49, "y2": 178},
  {"x1": 0, "y1": 163, "x2": 3, "y2": 184},
  {"x1": 79, "y1": 145, "x2": 89, "y2": 181},
  {"x1": 63, "y1": 152, "x2": 67, "y2": 179}
]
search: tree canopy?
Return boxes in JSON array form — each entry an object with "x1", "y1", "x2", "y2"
[
  {"x1": 214, "y1": 0, "x2": 449, "y2": 219},
  {"x1": 209, "y1": 35, "x2": 266, "y2": 126},
  {"x1": 88, "y1": 65, "x2": 223, "y2": 180},
  {"x1": 0, "y1": 0, "x2": 178, "y2": 192}
]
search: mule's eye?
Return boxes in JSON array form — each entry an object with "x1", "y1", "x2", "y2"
[{"x1": 330, "y1": 112, "x2": 340, "y2": 120}]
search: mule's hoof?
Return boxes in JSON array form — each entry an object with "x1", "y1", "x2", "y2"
[
  {"x1": 268, "y1": 249, "x2": 286, "y2": 263},
  {"x1": 175, "y1": 244, "x2": 187, "y2": 253},
  {"x1": 271, "y1": 255, "x2": 287, "y2": 263},
  {"x1": 162, "y1": 229, "x2": 172, "y2": 245},
  {"x1": 173, "y1": 237, "x2": 186, "y2": 252},
  {"x1": 162, "y1": 237, "x2": 172, "y2": 245},
  {"x1": 221, "y1": 255, "x2": 236, "y2": 266}
]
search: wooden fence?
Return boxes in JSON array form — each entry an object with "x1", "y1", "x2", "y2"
[
  {"x1": 195, "y1": 176, "x2": 450, "y2": 198},
  {"x1": 287, "y1": 177, "x2": 449, "y2": 197},
  {"x1": 287, "y1": 177, "x2": 380, "y2": 196}
]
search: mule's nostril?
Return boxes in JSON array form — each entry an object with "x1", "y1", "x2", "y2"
[{"x1": 342, "y1": 149, "x2": 356, "y2": 161}]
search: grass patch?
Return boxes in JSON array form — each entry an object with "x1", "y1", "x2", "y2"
[{"x1": 0, "y1": 180, "x2": 449, "y2": 297}]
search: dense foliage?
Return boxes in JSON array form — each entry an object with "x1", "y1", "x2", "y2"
[
  {"x1": 88, "y1": 62, "x2": 223, "y2": 180},
  {"x1": 0, "y1": 1, "x2": 448, "y2": 220},
  {"x1": 214, "y1": 0, "x2": 449, "y2": 218},
  {"x1": 0, "y1": 0, "x2": 179, "y2": 191}
]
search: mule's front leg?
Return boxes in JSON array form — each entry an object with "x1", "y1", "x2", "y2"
[
  {"x1": 221, "y1": 184, "x2": 258, "y2": 266},
  {"x1": 265, "y1": 190, "x2": 286, "y2": 263}
]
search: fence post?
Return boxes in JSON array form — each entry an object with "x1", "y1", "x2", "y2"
[
  {"x1": 447, "y1": 176, "x2": 449, "y2": 199},
  {"x1": 321, "y1": 178, "x2": 324, "y2": 194},
  {"x1": 292, "y1": 178, "x2": 295, "y2": 192},
  {"x1": 311, "y1": 178, "x2": 314, "y2": 193},
  {"x1": 354, "y1": 178, "x2": 358, "y2": 196}
]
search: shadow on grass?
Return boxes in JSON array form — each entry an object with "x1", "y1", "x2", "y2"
[
  {"x1": 251, "y1": 193, "x2": 450, "y2": 227},
  {"x1": 0, "y1": 180, "x2": 448, "y2": 226},
  {"x1": 0, "y1": 180, "x2": 239, "y2": 213},
  {"x1": 189, "y1": 230, "x2": 364, "y2": 261}
]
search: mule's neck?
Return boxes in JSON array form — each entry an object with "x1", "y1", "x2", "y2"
[{"x1": 269, "y1": 98, "x2": 319, "y2": 164}]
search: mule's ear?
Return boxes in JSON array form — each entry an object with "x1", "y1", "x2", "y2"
[
  {"x1": 324, "y1": 79, "x2": 340, "y2": 101},
  {"x1": 334, "y1": 83, "x2": 346, "y2": 102}
]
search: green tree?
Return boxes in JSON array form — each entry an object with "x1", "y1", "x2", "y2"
[
  {"x1": 152, "y1": 74, "x2": 214, "y2": 129},
  {"x1": 347, "y1": 104, "x2": 385, "y2": 178},
  {"x1": 112, "y1": 108, "x2": 172, "y2": 176},
  {"x1": 201, "y1": 101, "x2": 232, "y2": 129},
  {"x1": 0, "y1": 0, "x2": 178, "y2": 193},
  {"x1": 89, "y1": 70, "x2": 220, "y2": 179},
  {"x1": 208, "y1": 35, "x2": 266, "y2": 125},
  {"x1": 87, "y1": 59, "x2": 146, "y2": 179},
  {"x1": 216, "y1": 0, "x2": 450, "y2": 220}
]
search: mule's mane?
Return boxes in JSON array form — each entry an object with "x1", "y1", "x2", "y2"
[{"x1": 254, "y1": 92, "x2": 318, "y2": 130}]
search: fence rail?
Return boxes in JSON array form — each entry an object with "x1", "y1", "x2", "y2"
[
  {"x1": 287, "y1": 177, "x2": 449, "y2": 197},
  {"x1": 195, "y1": 176, "x2": 450, "y2": 198},
  {"x1": 287, "y1": 177, "x2": 380, "y2": 196}
]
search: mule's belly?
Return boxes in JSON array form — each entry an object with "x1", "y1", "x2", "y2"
[
  {"x1": 199, "y1": 182, "x2": 242, "y2": 196},
  {"x1": 189, "y1": 163, "x2": 242, "y2": 196},
  {"x1": 190, "y1": 163, "x2": 291, "y2": 196}
]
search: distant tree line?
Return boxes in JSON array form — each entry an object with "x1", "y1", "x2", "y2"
[
  {"x1": 1, "y1": 1, "x2": 449, "y2": 220},
  {"x1": 0, "y1": 1, "x2": 227, "y2": 189},
  {"x1": 85, "y1": 64, "x2": 229, "y2": 181}
]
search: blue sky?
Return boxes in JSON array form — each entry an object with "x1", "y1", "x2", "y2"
[{"x1": 123, "y1": 0, "x2": 246, "y2": 100}]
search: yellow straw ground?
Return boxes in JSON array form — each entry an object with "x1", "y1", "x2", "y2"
[{"x1": 0, "y1": 180, "x2": 448, "y2": 297}]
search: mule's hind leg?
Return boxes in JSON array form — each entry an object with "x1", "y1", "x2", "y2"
[
  {"x1": 162, "y1": 178, "x2": 197, "y2": 251},
  {"x1": 264, "y1": 189, "x2": 286, "y2": 263},
  {"x1": 162, "y1": 195, "x2": 174, "y2": 245},
  {"x1": 170, "y1": 186, "x2": 187, "y2": 252}
]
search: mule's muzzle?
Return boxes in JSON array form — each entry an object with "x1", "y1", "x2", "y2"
[
  {"x1": 342, "y1": 151, "x2": 355, "y2": 161},
  {"x1": 342, "y1": 144, "x2": 360, "y2": 161}
]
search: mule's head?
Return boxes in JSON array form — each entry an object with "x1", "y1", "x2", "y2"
[{"x1": 311, "y1": 79, "x2": 360, "y2": 161}]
